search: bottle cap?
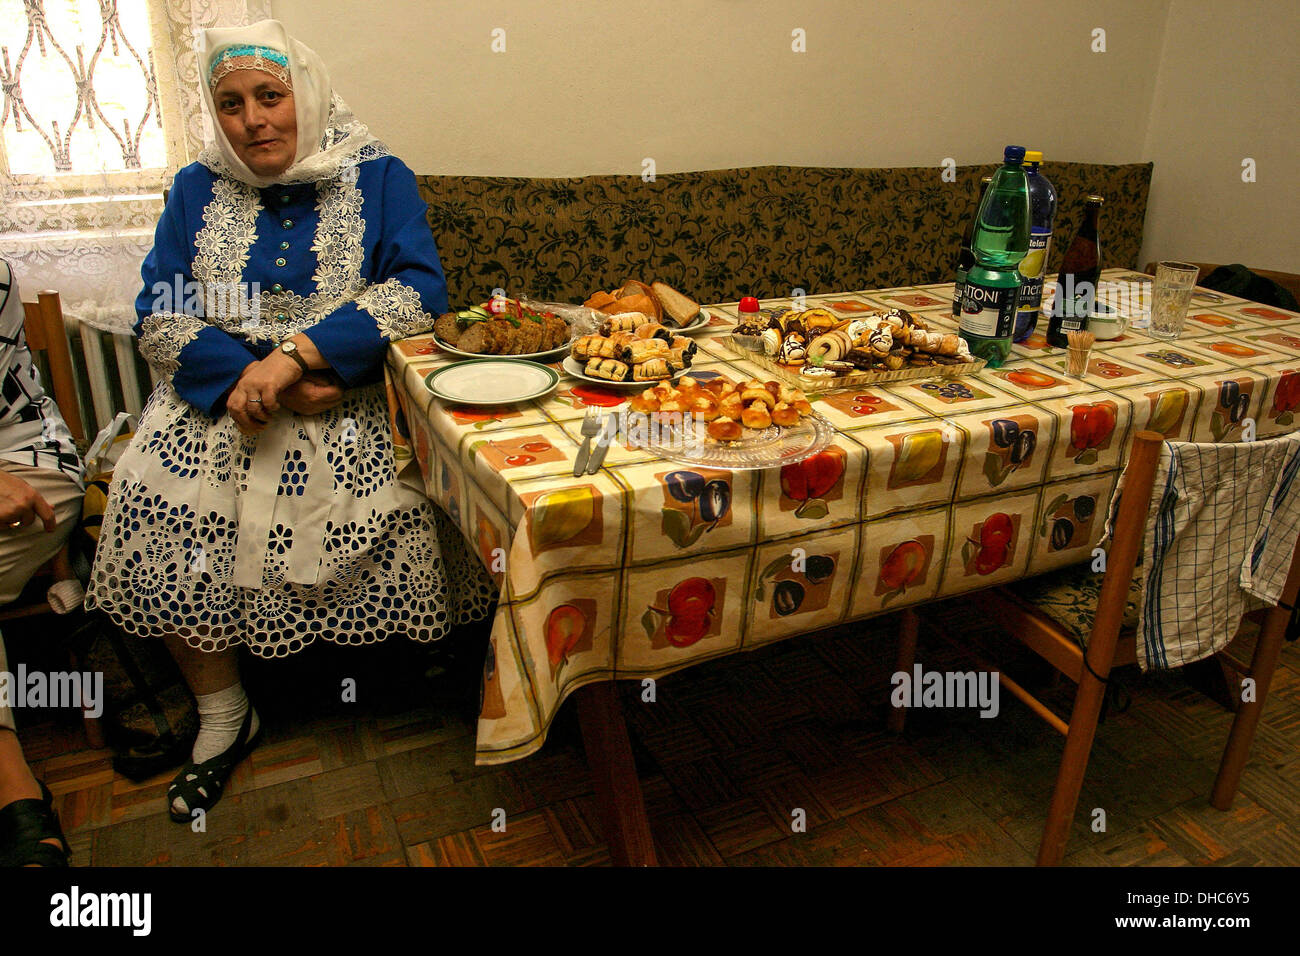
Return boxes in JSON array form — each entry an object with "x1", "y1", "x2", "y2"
[
  {"x1": 1086, "y1": 195, "x2": 1105, "y2": 205},
  {"x1": 1003, "y1": 145, "x2": 1026, "y2": 164},
  {"x1": 1023, "y1": 150, "x2": 1043, "y2": 164},
  {"x1": 739, "y1": 296, "x2": 760, "y2": 313}
]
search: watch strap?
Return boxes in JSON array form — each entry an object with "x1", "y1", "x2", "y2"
[{"x1": 280, "y1": 341, "x2": 309, "y2": 372}]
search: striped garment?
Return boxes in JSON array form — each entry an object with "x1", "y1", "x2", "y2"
[
  {"x1": 1137, "y1": 433, "x2": 1300, "y2": 670},
  {"x1": 0, "y1": 259, "x2": 84, "y2": 487}
]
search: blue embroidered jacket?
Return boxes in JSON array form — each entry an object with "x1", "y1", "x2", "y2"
[{"x1": 136, "y1": 155, "x2": 447, "y2": 417}]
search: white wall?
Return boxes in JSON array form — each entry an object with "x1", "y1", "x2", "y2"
[
  {"x1": 1139, "y1": 0, "x2": 1299, "y2": 272},
  {"x1": 269, "y1": 0, "x2": 1298, "y2": 271}
]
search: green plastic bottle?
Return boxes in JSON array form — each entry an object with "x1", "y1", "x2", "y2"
[{"x1": 958, "y1": 145, "x2": 1031, "y2": 367}]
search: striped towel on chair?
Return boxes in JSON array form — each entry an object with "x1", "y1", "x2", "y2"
[{"x1": 1137, "y1": 433, "x2": 1300, "y2": 671}]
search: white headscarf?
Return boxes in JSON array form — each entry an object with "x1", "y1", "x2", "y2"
[{"x1": 197, "y1": 19, "x2": 387, "y2": 187}]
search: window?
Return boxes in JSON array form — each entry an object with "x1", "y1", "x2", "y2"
[{"x1": 1, "y1": 0, "x2": 184, "y2": 207}]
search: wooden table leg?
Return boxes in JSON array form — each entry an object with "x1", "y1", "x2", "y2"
[{"x1": 575, "y1": 681, "x2": 658, "y2": 867}]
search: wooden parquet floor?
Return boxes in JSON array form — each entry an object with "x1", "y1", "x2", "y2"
[{"x1": 14, "y1": 601, "x2": 1300, "y2": 867}]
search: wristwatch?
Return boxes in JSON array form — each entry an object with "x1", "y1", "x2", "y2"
[{"x1": 279, "y1": 339, "x2": 310, "y2": 372}]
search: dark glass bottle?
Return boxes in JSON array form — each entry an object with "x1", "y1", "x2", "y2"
[
  {"x1": 1046, "y1": 196, "x2": 1104, "y2": 347},
  {"x1": 951, "y1": 176, "x2": 993, "y2": 318}
]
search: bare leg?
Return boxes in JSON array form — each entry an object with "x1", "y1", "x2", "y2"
[
  {"x1": 165, "y1": 636, "x2": 241, "y2": 695},
  {"x1": 0, "y1": 729, "x2": 41, "y2": 805}
]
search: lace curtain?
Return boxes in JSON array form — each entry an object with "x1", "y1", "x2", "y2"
[{"x1": 0, "y1": 0, "x2": 271, "y2": 334}]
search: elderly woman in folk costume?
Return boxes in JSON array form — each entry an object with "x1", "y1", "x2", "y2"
[{"x1": 84, "y1": 20, "x2": 493, "y2": 820}]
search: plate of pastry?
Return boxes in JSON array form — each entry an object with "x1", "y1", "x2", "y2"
[
  {"x1": 627, "y1": 375, "x2": 834, "y2": 469},
  {"x1": 562, "y1": 318, "x2": 700, "y2": 386},
  {"x1": 432, "y1": 297, "x2": 573, "y2": 361}
]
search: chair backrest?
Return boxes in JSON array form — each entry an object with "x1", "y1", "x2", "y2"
[
  {"x1": 1096, "y1": 431, "x2": 1300, "y2": 667},
  {"x1": 21, "y1": 290, "x2": 86, "y2": 443},
  {"x1": 1087, "y1": 431, "x2": 1164, "y2": 647}
]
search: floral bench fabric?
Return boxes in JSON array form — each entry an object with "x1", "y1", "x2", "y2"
[
  {"x1": 1015, "y1": 562, "x2": 1144, "y2": 646},
  {"x1": 416, "y1": 162, "x2": 1154, "y2": 307}
]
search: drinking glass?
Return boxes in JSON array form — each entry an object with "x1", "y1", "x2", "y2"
[{"x1": 1149, "y1": 261, "x2": 1198, "y2": 340}]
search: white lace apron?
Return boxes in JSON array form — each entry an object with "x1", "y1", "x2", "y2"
[{"x1": 83, "y1": 164, "x2": 495, "y2": 655}]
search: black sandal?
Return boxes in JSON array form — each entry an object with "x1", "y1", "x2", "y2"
[
  {"x1": 167, "y1": 707, "x2": 261, "y2": 823},
  {"x1": 0, "y1": 781, "x2": 71, "y2": 867}
]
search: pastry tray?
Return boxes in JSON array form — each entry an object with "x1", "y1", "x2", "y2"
[{"x1": 723, "y1": 337, "x2": 986, "y2": 392}]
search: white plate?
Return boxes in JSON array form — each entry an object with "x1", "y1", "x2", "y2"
[
  {"x1": 561, "y1": 355, "x2": 689, "y2": 388},
  {"x1": 647, "y1": 413, "x2": 834, "y2": 470},
  {"x1": 425, "y1": 359, "x2": 559, "y2": 405},
  {"x1": 667, "y1": 311, "x2": 710, "y2": 335},
  {"x1": 433, "y1": 334, "x2": 570, "y2": 363}
]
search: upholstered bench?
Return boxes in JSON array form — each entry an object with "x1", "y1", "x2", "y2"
[{"x1": 415, "y1": 162, "x2": 1154, "y2": 306}]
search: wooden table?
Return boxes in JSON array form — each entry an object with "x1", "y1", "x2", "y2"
[{"x1": 386, "y1": 270, "x2": 1300, "y2": 864}]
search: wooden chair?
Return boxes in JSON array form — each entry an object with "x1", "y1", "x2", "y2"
[
  {"x1": 1143, "y1": 261, "x2": 1300, "y2": 307},
  {"x1": 20, "y1": 291, "x2": 85, "y2": 443},
  {"x1": 894, "y1": 431, "x2": 1300, "y2": 865}
]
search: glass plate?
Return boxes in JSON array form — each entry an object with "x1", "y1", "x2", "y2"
[
  {"x1": 646, "y1": 413, "x2": 834, "y2": 470},
  {"x1": 424, "y1": 359, "x2": 559, "y2": 405}
]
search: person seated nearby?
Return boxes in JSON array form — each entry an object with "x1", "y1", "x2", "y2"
[{"x1": 0, "y1": 258, "x2": 85, "y2": 867}]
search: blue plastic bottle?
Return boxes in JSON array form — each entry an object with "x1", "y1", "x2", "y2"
[{"x1": 1012, "y1": 150, "x2": 1057, "y2": 343}]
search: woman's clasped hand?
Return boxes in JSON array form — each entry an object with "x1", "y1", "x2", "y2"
[{"x1": 226, "y1": 346, "x2": 345, "y2": 433}]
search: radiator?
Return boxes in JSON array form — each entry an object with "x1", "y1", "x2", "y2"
[{"x1": 58, "y1": 323, "x2": 156, "y2": 438}]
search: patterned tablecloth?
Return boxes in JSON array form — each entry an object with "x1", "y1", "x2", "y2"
[{"x1": 384, "y1": 269, "x2": 1300, "y2": 764}]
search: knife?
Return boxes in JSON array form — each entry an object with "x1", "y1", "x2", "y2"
[{"x1": 585, "y1": 413, "x2": 618, "y2": 474}]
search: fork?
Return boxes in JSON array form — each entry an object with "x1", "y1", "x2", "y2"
[{"x1": 572, "y1": 406, "x2": 601, "y2": 476}]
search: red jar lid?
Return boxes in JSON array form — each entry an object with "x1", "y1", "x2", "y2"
[{"x1": 739, "y1": 296, "x2": 760, "y2": 313}]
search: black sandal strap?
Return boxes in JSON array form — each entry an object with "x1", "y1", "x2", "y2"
[
  {"x1": 167, "y1": 707, "x2": 260, "y2": 821},
  {"x1": 0, "y1": 786, "x2": 70, "y2": 867}
]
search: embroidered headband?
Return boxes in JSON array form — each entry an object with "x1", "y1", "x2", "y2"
[{"x1": 208, "y1": 44, "x2": 292, "y2": 91}]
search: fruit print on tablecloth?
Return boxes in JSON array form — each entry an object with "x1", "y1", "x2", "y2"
[
  {"x1": 1138, "y1": 383, "x2": 1195, "y2": 440},
  {"x1": 441, "y1": 404, "x2": 527, "y2": 430},
  {"x1": 644, "y1": 577, "x2": 726, "y2": 650},
  {"x1": 1248, "y1": 331, "x2": 1300, "y2": 354},
  {"x1": 1193, "y1": 374, "x2": 1262, "y2": 443},
  {"x1": 1186, "y1": 310, "x2": 1251, "y2": 333},
  {"x1": 949, "y1": 409, "x2": 1052, "y2": 497},
  {"x1": 544, "y1": 599, "x2": 597, "y2": 680},
  {"x1": 522, "y1": 483, "x2": 604, "y2": 555},
  {"x1": 618, "y1": 554, "x2": 748, "y2": 670},
  {"x1": 1241, "y1": 306, "x2": 1296, "y2": 322},
  {"x1": 512, "y1": 571, "x2": 619, "y2": 709},
  {"x1": 993, "y1": 366, "x2": 1066, "y2": 393},
  {"x1": 778, "y1": 445, "x2": 848, "y2": 519},
  {"x1": 942, "y1": 490, "x2": 1039, "y2": 594},
  {"x1": 886, "y1": 427, "x2": 951, "y2": 490},
  {"x1": 469, "y1": 433, "x2": 567, "y2": 472},
  {"x1": 622, "y1": 461, "x2": 755, "y2": 559},
  {"x1": 658, "y1": 467, "x2": 734, "y2": 549},
  {"x1": 1029, "y1": 473, "x2": 1118, "y2": 572},
  {"x1": 747, "y1": 527, "x2": 856, "y2": 645},
  {"x1": 1262, "y1": 367, "x2": 1300, "y2": 434},
  {"x1": 851, "y1": 507, "x2": 949, "y2": 617}
]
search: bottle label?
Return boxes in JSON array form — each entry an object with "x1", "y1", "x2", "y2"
[
  {"x1": 1017, "y1": 230, "x2": 1052, "y2": 311},
  {"x1": 959, "y1": 279, "x2": 1018, "y2": 338},
  {"x1": 952, "y1": 271, "x2": 966, "y2": 317}
]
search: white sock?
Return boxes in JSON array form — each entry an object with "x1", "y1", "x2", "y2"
[
  {"x1": 191, "y1": 683, "x2": 258, "y2": 763},
  {"x1": 172, "y1": 684, "x2": 259, "y2": 816}
]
